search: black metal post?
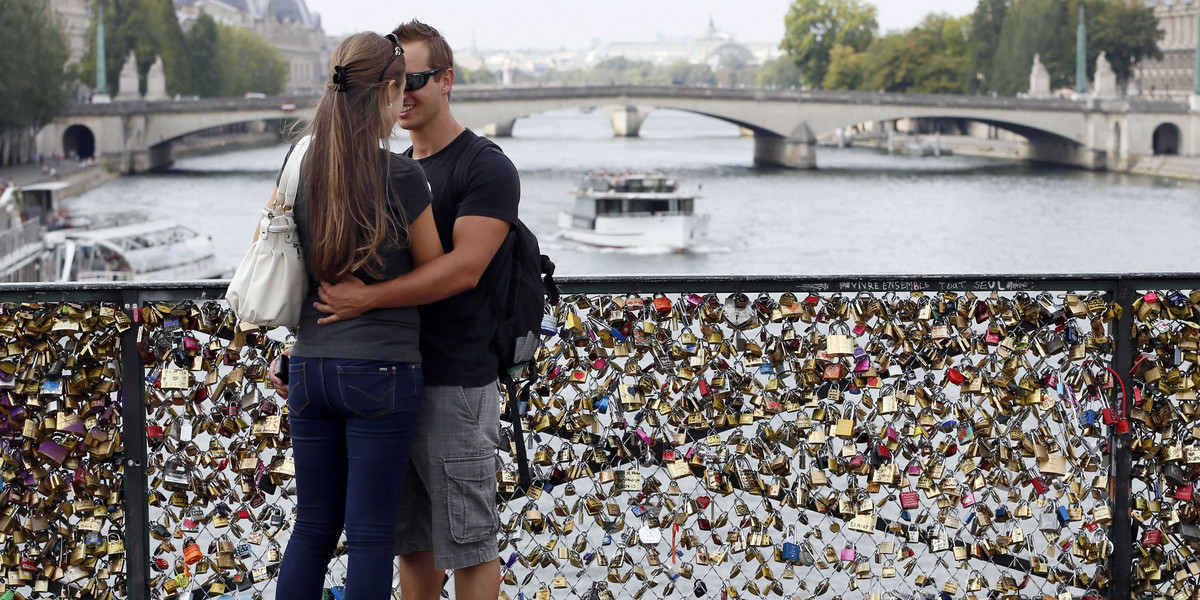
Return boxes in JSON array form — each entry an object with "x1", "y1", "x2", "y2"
[
  {"x1": 1110, "y1": 279, "x2": 1135, "y2": 600},
  {"x1": 119, "y1": 290, "x2": 150, "y2": 600}
]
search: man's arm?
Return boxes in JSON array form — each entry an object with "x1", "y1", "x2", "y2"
[{"x1": 313, "y1": 215, "x2": 510, "y2": 324}]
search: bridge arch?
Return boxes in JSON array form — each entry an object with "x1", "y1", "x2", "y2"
[
  {"x1": 62, "y1": 124, "x2": 95, "y2": 160},
  {"x1": 1153, "y1": 122, "x2": 1182, "y2": 156}
]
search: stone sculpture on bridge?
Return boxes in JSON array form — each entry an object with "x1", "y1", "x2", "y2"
[
  {"x1": 1093, "y1": 52, "x2": 1120, "y2": 100},
  {"x1": 114, "y1": 52, "x2": 140, "y2": 102},
  {"x1": 144, "y1": 57, "x2": 167, "y2": 102},
  {"x1": 1029, "y1": 54, "x2": 1052, "y2": 99}
]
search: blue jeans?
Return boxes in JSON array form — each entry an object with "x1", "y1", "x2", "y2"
[{"x1": 276, "y1": 358, "x2": 423, "y2": 600}]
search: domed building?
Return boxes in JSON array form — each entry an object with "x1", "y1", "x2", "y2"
[{"x1": 174, "y1": 0, "x2": 330, "y2": 96}]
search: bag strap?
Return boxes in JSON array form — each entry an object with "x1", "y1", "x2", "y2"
[{"x1": 268, "y1": 136, "x2": 312, "y2": 216}]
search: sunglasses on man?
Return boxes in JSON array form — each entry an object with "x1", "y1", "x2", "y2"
[{"x1": 406, "y1": 68, "x2": 447, "y2": 91}]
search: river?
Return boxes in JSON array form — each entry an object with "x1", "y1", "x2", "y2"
[{"x1": 64, "y1": 109, "x2": 1200, "y2": 277}]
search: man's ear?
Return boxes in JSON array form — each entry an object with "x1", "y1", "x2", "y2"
[{"x1": 441, "y1": 67, "x2": 455, "y2": 94}]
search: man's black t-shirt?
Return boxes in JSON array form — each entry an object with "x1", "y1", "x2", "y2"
[{"x1": 414, "y1": 129, "x2": 520, "y2": 386}]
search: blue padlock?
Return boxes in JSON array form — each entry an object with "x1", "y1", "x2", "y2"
[
  {"x1": 596, "y1": 396, "x2": 610, "y2": 414},
  {"x1": 1056, "y1": 505, "x2": 1071, "y2": 525},
  {"x1": 996, "y1": 506, "x2": 1009, "y2": 520},
  {"x1": 782, "y1": 542, "x2": 801, "y2": 564},
  {"x1": 1080, "y1": 409, "x2": 1096, "y2": 426}
]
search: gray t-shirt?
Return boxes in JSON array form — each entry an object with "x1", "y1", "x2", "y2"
[{"x1": 275, "y1": 145, "x2": 432, "y2": 362}]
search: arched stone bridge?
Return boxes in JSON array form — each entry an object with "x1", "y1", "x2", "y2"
[{"x1": 39, "y1": 85, "x2": 1198, "y2": 173}]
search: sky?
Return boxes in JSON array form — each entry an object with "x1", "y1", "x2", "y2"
[{"x1": 303, "y1": 0, "x2": 980, "y2": 51}]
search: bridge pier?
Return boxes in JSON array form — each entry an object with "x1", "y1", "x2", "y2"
[
  {"x1": 753, "y1": 125, "x2": 817, "y2": 170},
  {"x1": 1027, "y1": 140, "x2": 1106, "y2": 171},
  {"x1": 602, "y1": 105, "x2": 652, "y2": 137},
  {"x1": 483, "y1": 119, "x2": 516, "y2": 138}
]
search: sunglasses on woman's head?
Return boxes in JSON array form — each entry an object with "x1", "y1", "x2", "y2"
[
  {"x1": 406, "y1": 68, "x2": 446, "y2": 91},
  {"x1": 378, "y1": 33, "x2": 403, "y2": 83}
]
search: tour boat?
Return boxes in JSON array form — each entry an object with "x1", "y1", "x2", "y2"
[
  {"x1": 44, "y1": 221, "x2": 224, "y2": 282},
  {"x1": 557, "y1": 172, "x2": 708, "y2": 251}
]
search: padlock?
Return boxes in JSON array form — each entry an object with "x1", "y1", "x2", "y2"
[{"x1": 840, "y1": 545, "x2": 855, "y2": 561}]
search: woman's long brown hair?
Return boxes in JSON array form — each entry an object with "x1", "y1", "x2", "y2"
[{"x1": 300, "y1": 32, "x2": 406, "y2": 283}]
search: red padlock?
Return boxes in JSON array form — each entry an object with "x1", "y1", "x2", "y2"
[
  {"x1": 1177, "y1": 485, "x2": 1194, "y2": 501},
  {"x1": 1100, "y1": 407, "x2": 1117, "y2": 425},
  {"x1": 1115, "y1": 419, "x2": 1131, "y2": 435},
  {"x1": 1143, "y1": 529, "x2": 1162, "y2": 546},
  {"x1": 1031, "y1": 477, "x2": 1048, "y2": 495},
  {"x1": 946, "y1": 368, "x2": 965, "y2": 385},
  {"x1": 900, "y1": 491, "x2": 919, "y2": 510}
]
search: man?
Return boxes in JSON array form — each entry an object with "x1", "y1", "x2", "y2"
[{"x1": 275, "y1": 19, "x2": 515, "y2": 600}]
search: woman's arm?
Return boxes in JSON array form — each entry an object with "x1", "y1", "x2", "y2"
[{"x1": 405, "y1": 205, "x2": 443, "y2": 268}]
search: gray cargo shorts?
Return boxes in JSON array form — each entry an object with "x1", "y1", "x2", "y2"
[{"x1": 394, "y1": 382, "x2": 502, "y2": 570}]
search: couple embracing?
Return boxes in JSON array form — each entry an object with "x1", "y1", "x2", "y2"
[{"x1": 259, "y1": 20, "x2": 516, "y2": 600}]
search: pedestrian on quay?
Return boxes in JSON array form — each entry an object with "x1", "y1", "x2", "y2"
[
  {"x1": 262, "y1": 31, "x2": 445, "y2": 600},
  {"x1": 277, "y1": 18, "x2": 520, "y2": 600}
]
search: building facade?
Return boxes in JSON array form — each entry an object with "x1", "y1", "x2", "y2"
[
  {"x1": 174, "y1": 0, "x2": 329, "y2": 96},
  {"x1": 1136, "y1": 0, "x2": 1198, "y2": 102},
  {"x1": 50, "y1": 0, "x2": 91, "y2": 67}
]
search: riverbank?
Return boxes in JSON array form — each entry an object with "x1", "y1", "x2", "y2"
[
  {"x1": 853, "y1": 134, "x2": 1200, "y2": 181},
  {"x1": 0, "y1": 129, "x2": 282, "y2": 199}
]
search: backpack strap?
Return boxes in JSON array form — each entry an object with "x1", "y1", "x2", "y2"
[
  {"x1": 500, "y1": 369, "x2": 533, "y2": 491},
  {"x1": 451, "y1": 133, "x2": 501, "y2": 198}
]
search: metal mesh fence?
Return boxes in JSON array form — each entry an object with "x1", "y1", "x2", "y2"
[
  {"x1": 1126, "y1": 289, "x2": 1200, "y2": 600},
  {"x1": 0, "y1": 302, "x2": 129, "y2": 599},
  {"x1": 0, "y1": 277, "x2": 1185, "y2": 600}
]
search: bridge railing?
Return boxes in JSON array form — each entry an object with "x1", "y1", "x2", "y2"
[{"x1": 0, "y1": 274, "x2": 1194, "y2": 600}]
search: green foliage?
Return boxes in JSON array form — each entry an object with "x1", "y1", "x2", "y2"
[
  {"x1": 185, "y1": 14, "x2": 220, "y2": 97},
  {"x1": 214, "y1": 24, "x2": 286, "y2": 97},
  {"x1": 821, "y1": 44, "x2": 869, "y2": 90},
  {"x1": 984, "y1": 0, "x2": 1161, "y2": 96},
  {"x1": 780, "y1": 0, "x2": 878, "y2": 89},
  {"x1": 990, "y1": 0, "x2": 1070, "y2": 95},
  {"x1": 967, "y1": 0, "x2": 1008, "y2": 92},
  {"x1": 454, "y1": 63, "x2": 499, "y2": 85},
  {"x1": 822, "y1": 14, "x2": 970, "y2": 94},
  {"x1": 757, "y1": 56, "x2": 803, "y2": 88},
  {"x1": 543, "y1": 57, "x2": 664, "y2": 85},
  {"x1": 1090, "y1": 0, "x2": 1162, "y2": 86},
  {"x1": 0, "y1": 0, "x2": 73, "y2": 131},
  {"x1": 666, "y1": 61, "x2": 717, "y2": 87},
  {"x1": 79, "y1": 0, "x2": 190, "y2": 96}
]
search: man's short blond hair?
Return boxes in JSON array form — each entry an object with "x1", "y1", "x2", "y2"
[{"x1": 392, "y1": 20, "x2": 453, "y2": 73}]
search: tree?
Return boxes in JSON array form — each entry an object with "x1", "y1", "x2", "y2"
[
  {"x1": 1091, "y1": 0, "x2": 1162, "y2": 89},
  {"x1": 780, "y1": 0, "x2": 878, "y2": 89},
  {"x1": 990, "y1": 0, "x2": 1069, "y2": 95},
  {"x1": 757, "y1": 56, "x2": 803, "y2": 88},
  {"x1": 214, "y1": 24, "x2": 286, "y2": 96},
  {"x1": 454, "y1": 64, "x2": 499, "y2": 85},
  {"x1": 0, "y1": 0, "x2": 73, "y2": 165},
  {"x1": 186, "y1": 13, "x2": 220, "y2": 97},
  {"x1": 80, "y1": 0, "x2": 193, "y2": 96},
  {"x1": 145, "y1": 0, "x2": 191, "y2": 95},
  {"x1": 666, "y1": 61, "x2": 717, "y2": 86},
  {"x1": 822, "y1": 44, "x2": 869, "y2": 90},
  {"x1": 967, "y1": 0, "x2": 1008, "y2": 92}
]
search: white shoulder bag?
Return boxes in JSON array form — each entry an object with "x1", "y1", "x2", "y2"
[{"x1": 227, "y1": 135, "x2": 312, "y2": 328}]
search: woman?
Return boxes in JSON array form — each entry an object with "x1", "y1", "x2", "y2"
[{"x1": 266, "y1": 32, "x2": 442, "y2": 599}]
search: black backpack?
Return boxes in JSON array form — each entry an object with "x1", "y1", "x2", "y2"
[{"x1": 449, "y1": 134, "x2": 558, "y2": 490}]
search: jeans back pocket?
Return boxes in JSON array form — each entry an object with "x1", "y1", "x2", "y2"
[{"x1": 336, "y1": 365, "x2": 397, "y2": 419}]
